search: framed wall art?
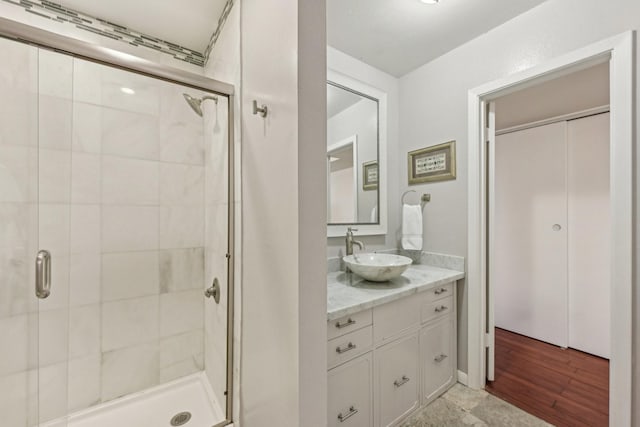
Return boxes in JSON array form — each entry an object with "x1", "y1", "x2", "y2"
[
  {"x1": 362, "y1": 160, "x2": 378, "y2": 190},
  {"x1": 407, "y1": 140, "x2": 456, "y2": 184}
]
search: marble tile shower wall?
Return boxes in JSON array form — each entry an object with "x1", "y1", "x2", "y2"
[
  {"x1": 0, "y1": 37, "x2": 39, "y2": 427},
  {"x1": 0, "y1": 38, "x2": 212, "y2": 426}
]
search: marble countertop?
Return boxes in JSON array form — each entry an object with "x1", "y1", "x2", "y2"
[{"x1": 327, "y1": 265, "x2": 465, "y2": 321}]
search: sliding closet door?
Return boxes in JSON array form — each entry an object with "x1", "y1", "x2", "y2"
[
  {"x1": 567, "y1": 113, "x2": 610, "y2": 358},
  {"x1": 494, "y1": 122, "x2": 568, "y2": 347}
]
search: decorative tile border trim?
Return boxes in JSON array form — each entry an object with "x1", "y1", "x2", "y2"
[
  {"x1": 203, "y1": 0, "x2": 234, "y2": 63},
  {"x1": 0, "y1": 0, "x2": 235, "y2": 67}
]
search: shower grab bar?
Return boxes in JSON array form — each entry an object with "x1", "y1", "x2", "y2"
[{"x1": 35, "y1": 250, "x2": 51, "y2": 299}]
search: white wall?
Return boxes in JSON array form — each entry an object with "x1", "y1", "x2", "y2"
[
  {"x1": 397, "y1": 1, "x2": 639, "y2": 421},
  {"x1": 495, "y1": 62, "x2": 609, "y2": 130},
  {"x1": 298, "y1": 0, "x2": 329, "y2": 423},
  {"x1": 241, "y1": 0, "x2": 327, "y2": 426},
  {"x1": 327, "y1": 47, "x2": 400, "y2": 257}
]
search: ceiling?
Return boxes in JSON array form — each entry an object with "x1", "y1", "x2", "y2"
[
  {"x1": 58, "y1": 0, "x2": 228, "y2": 52},
  {"x1": 327, "y1": 0, "x2": 548, "y2": 77},
  {"x1": 328, "y1": 84, "x2": 364, "y2": 118}
]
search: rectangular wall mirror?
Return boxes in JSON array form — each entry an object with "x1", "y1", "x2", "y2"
[{"x1": 327, "y1": 70, "x2": 387, "y2": 237}]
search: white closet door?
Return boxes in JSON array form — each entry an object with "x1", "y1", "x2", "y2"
[
  {"x1": 494, "y1": 122, "x2": 568, "y2": 347},
  {"x1": 567, "y1": 113, "x2": 610, "y2": 358}
]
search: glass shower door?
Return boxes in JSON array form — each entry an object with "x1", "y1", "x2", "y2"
[
  {"x1": 0, "y1": 37, "x2": 73, "y2": 427},
  {"x1": 0, "y1": 35, "x2": 40, "y2": 427},
  {"x1": 34, "y1": 47, "x2": 75, "y2": 427},
  {"x1": 1, "y1": 33, "x2": 232, "y2": 426}
]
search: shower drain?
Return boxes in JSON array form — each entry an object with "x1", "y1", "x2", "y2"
[{"x1": 170, "y1": 411, "x2": 192, "y2": 426}]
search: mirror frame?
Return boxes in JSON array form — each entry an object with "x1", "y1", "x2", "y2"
[{"x1": 327, "y1": 68, "x2": 387, "y2": 237}]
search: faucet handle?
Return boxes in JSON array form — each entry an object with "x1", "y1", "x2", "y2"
[{"x1": 347, "y1": 227, "x2": 358, "y2": 233}]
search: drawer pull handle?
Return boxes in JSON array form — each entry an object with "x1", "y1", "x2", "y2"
[
  {"x1": 434, "y1": 287, "x2": 448, "y2": 295},
  {"x1": 434, "y1": 354, "x2": 448, "y2": 363},
  {"x1": 338, "y1": 406, "x2": 358, "y2": 422},
  {"x1": 394, "y1": 375, "x2": 410, "y2": 387},
  {"x1": 336, "y1": 318, "x2": 356, "y2": 329},
  {"x1": 434, "y1": 305, "x2": 448, "y2": 313},
  {"x1": 336, "y1": 342, "x2": 356, "y2": 354}
]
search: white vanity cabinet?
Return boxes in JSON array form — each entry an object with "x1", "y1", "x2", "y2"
[
  {"x1": 375, "y1": 333, "x2": 420, "y2": 426},
  {"x1": 328, "y1": 352, "x2": 373, "y2": 427},
  {"x1": 327, "y1": 280, "x2": 457, "y2": 427},
  {"x1": 420, "y1": 316, "x2": 455, "y2": 403}
]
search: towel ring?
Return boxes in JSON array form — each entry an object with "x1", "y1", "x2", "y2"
[{"x1": 401, "y1": 190, "x2": 431, "y2": 205}]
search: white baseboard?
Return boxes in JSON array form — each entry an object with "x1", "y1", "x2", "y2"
[{"x1": 457, "y1": 370, "x2": 468, "y2": 386}]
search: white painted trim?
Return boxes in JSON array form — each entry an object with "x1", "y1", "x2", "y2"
[
  {"x1": 486, "y1": 102, "x2": 496, "y2": 383},
  {"x1": 606, "y1": 32, "x2": 634, "y2": 427},
  {"x1": 467, "y1": 31, "x2": 634, "y2": 426},
  {"x1": 466, "y1": 90, "x2": 484, "y2": 390},
  {"x1": 456, "y1": 370, "x2": 468, "y2": 386},
  {"x1": 327, "y1": 69, "x2": 388, "y2": 237},
  {"x1": 496, "y1": 105, "x2": 610, "y2": 135}
]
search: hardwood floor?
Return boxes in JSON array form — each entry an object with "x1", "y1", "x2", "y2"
[{"x1": 486, "y1": 328, "x2": 609, "y2": 427}]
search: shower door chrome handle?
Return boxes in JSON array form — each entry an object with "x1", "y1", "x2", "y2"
[{"x1": 35, "y1": 250, "x2": 51, "y2": 299}]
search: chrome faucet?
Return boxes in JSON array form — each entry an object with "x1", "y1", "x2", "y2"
[{"x1": 345, "y1": 227, "x2": 365, "y2": 256}]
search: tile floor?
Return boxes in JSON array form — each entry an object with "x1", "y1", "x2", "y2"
[{"x1": 401, "y1": 384, "x2": 553, "y2": 427}]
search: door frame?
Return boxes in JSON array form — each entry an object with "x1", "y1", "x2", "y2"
[
  {"x1": 327, "y1": 135, "x2": 359, "y2": 222},
  {"x1": 466, "y1": 31, "x2": 634, "y2": 426}
]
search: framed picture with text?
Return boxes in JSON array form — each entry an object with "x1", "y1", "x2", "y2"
[
  {"x1": 407, "y1": 140, "x2": 456, "y2": 185},
  {"x1": 362, "y1": 160, "x2": 378, "y2": 190}
]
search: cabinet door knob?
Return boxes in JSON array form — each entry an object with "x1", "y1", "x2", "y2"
[
  {"x1": 335, "y1": 318, "x2": 356, "y2": 329},
  {"x1": 338, "y1": 406, "x2": 358, "y2": 422},
  {"x1": 434, "y1": 354, "x2": 448, "y2": 363},
  {"x1": 434, "y1": 287, "x2": 448, "y2": 295},
  {"x1": 336, "y1": 342, "x2": 356, "y2": 354},
  {"x1": 394, "y1": 375, "x2": 410, "y2": 387},
  {"x1": 435, "y1": 305, "x2": 448, "y2": 313}
]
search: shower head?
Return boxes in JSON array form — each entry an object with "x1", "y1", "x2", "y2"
[{"x1": 182, "y1": 93, "x2": 218, "y2": 117}]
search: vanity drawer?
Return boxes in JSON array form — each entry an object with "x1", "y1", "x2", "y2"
[
  {"x1": 421, "y1": 295, "x2": 454, "y2": 324},
  {"x1": 423, "y1": 282, "x2": 454, "y2": 304},
  {"x1": 328, "y1": 325, "x2": 373, "y2": 369},
  {"x1": 328, "y1": 352, "x2": 372, "y2": 427},
  {"x1": 328, "y1": 309, "x2": 373, "y2": 341},
  {"x1": 373, "y1": 295, "x2": 421, "y2": 344}
]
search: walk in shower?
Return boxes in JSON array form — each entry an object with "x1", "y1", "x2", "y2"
[{"x1": 0, "y1": 20, "x2": 235, "y2": 427}]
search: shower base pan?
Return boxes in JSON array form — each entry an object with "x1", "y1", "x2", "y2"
[{"x1": 40, "y1": 373, "x2": 224, "y2": 427}]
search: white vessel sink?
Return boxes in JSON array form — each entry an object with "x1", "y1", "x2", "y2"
[{"x1": 343, "y1": 253, "x2": 413, "y2": 282}]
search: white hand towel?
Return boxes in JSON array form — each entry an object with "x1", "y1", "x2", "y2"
[{"x1": 401, "y1": 204, "x2": 423, "y2": 250}]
